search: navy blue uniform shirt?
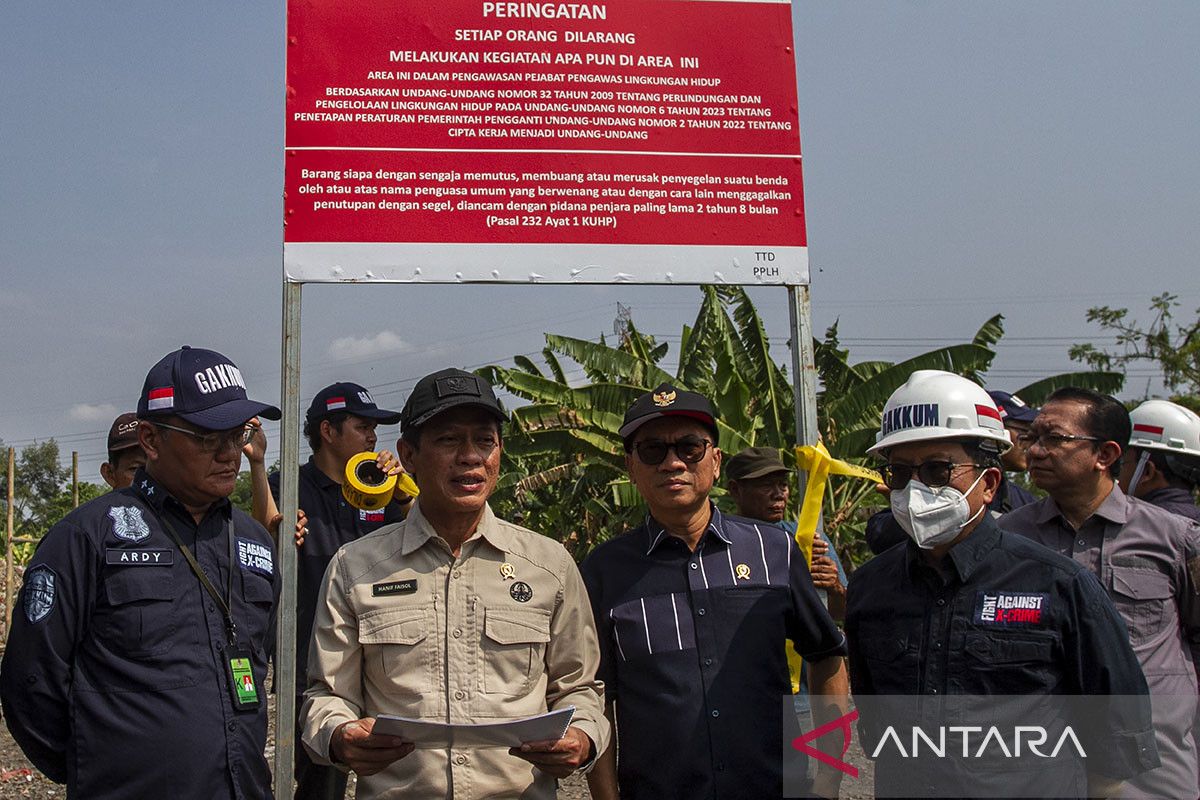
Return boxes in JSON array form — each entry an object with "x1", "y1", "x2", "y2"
[
  {"x1": 268, "y1": 458, "x2": 406, "y2": 694},
  {"x1": 580, "y1": 506, "x2": 846, "y2": 800},
  {"x1": 1141, "y1": 486, "x2": 1200, "y2": 522},
  {"x1": 0, "y1": 470, "x2": 280, "y2": 799},
  {"x1": 846, "y1": 515, "x2": 1157, "y2": 796}
]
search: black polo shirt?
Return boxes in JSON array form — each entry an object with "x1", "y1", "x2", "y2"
[
  {"x1": 0, "y1": 469, "x2": 279, "y2": 799},
  {"x1": 268, "y1": 458, "x2": 406, "y2": 692},
  {"x1": 580, "y1": 506, "x2": 846, "y2": 800},
  {"x1": 845, "y1": 515, "x2": 1158, "y2": 794}
]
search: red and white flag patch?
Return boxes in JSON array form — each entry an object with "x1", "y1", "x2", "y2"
[
  {"x1": 975, "y1": 403, "x2": 1003, "y2": 429},
  {"x1": 1133, "y1": 423, "x2": 1164, "y2": 441},
  {"x1": 326, "y1": 396, "x2": 347, "y2": 411},
  {"x1": 148, "y1": 387, "x2": 174, "y2": 411}
]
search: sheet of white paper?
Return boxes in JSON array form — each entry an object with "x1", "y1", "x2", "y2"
[{"x1": 372, "y1": 706, "x2": 575, "y2": 749}]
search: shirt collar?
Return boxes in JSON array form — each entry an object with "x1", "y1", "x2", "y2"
[
  {"x1": 399, "y1": 501, "x2": 511, "y2": 556},
  {"x1": 904, "y1": 514, "x2": 1001, "y2": 584},
  {"x1": 645, "y1": 502, "x2": 731, "y2": 555},
  {"x1": 301, "y1": 457, "x2": 339, "y2": 490},
  {"x1": 1036, "y1": 482, "x2": 1129, "y2": 526},
  {"x1": 131, "y1": 467, "x2": 231, "y2": 519}
]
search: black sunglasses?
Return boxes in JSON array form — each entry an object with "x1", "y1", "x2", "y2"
[
  {"x1": 880, "y1": 460, "x2": 987, "y2": 491},
  {"x1": 633, "y1": 435, "x2": 712, "y2": 466}
]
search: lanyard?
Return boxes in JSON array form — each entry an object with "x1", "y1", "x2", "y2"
[{"x1": 157, "y1": 513, "x2": 239, "y2": 647}]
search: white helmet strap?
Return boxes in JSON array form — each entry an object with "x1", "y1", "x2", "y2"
[{"x1": 1128, "y1": 449, "x2": 1151, "y2": 495}]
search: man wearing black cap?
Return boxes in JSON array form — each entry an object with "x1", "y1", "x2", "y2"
[
  {"x1": 300, "y1": 368, "x2": 607, "y2": 799},
  {"x1": 1, "y1": 346, "x2": 283, "y2": 799},
  {"x1": 253, "y1": 381, "x2": 406, "y2": 800},
  {"x1": 100, "y1": 411, "x2": 145, "y2": 489},
  {"x1": 581, "y1": 384, "x2": 849, "y2": 800}
]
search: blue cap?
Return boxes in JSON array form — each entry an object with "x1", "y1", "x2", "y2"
[
  {"x1": 137, "y1": 346, "x2": 281, "y2": 430},
  {"x1": 988, "y1": 390, "x2": 1038, "y2": 424},
  {"x1": 306, "y1": 382, "x2": 401, "y2": 426}
]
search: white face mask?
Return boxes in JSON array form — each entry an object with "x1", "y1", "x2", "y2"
[{"x1": 890, "y1": 470, "x2": 988, "y2": 549}]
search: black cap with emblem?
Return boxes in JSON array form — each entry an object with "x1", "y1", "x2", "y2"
[
  {"x1": 400, "y1": 368, "x2": 507, "y2": 433},
  {"x1": 619, "y1": 382, "x2": 718, "y2": 448}
]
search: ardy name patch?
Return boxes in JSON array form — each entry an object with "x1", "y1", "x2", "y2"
[{"x1": 106, "y1": 548, "x2": 174, "y2": 566}]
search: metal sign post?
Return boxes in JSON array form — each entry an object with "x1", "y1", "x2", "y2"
[{"x1": 273, "y1": 281, "x2": 303, "y2": 790}]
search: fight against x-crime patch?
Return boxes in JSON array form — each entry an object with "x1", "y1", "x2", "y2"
[{"x1": 974, "y1": 592, "x2": 1048, "y2": 625}]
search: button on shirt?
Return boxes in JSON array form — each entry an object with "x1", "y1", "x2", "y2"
[
  {"x1": 579, "y1": 507, "x2": 846, "y2": 800},
  {"x1": 1002, "y1": 485, "x2": 1200, "y2": 798},
  {"x1": 845, "y1": 515, "x2": 1156, "y2": 795},
  {"x1": 300, "y1": 502, "x2": 607, "y2": 800},
  {"x1": 0, "y1": 470, "x2": 280, "y2": 800},
  {"x1": 268, "y1": 458, "x2": 406, "y2": 692}
]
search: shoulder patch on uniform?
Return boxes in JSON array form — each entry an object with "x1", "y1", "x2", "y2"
[
  {"x1": 108, "y1": 505, "x2": 151, "y2": 542},
  {"x1": 24, "y1": 565, "x2": 56, "y2": 623},
  {"x1": 974, "y1": 591, "x2": 1048, "y2": 625},
  {"x1": 236, "y1": 537, "x2": 274, "y2": 576}
]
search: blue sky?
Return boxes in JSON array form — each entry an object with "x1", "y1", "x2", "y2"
[{"x1": 2, "y1": 1, "x2": 1197, "y2": 479}]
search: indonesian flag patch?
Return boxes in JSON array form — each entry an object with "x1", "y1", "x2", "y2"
[
  {"x1": 326, "y1": 396, "x2": 347, "y2": 411},
  {"x1": 148, "y1": 387, "x2": 174, "y2": 411},
  {"x1": 1133, "y1": 423, "x2": 1164, "y2": 441},
  {"x1": 975, "y1": 403, "x2": 1003, "y2": 430}
]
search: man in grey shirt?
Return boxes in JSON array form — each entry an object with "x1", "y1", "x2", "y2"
[{"x1": 1002, "y1": 386, "x2": 1200, "y2": 799}]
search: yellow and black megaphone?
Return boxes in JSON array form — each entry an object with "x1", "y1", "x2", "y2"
[{"x1": 342, "y1": 452, "x2": 420, "y2": 511}]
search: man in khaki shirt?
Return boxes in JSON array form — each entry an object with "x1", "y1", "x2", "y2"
[{"x1": 300, "y1": 368, "x2": 608, "y2": 799}]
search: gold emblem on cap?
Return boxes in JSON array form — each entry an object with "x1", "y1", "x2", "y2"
[
  {"x1": 652, "y1": 389, "x2": 677, "y2": 407},
  {"x1": 500, "y1": 563, "x2": 515, "y2": 580},
  {"x1": 735, "y1": 563, "x2": 751, "y2": 581}
]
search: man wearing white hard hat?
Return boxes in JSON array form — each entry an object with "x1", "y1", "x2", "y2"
[
  {"x1": 1119, "y1": 399, "x2": 1200, "y2": 522},
  {"x1": 846, "y1": 371, "x2": 1156, "y2": 798},
  {"x1": 1002, "y1": 386, "x2": 1200, "y2": 798}
]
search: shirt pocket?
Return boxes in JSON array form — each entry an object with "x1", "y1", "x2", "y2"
[
  {"x1": 239, "y1": 573, "x2": 275, "y2": 653},
  {"x1": 480, "y1": 606, "x2": 551, "y2": 695},
  {"x1": 963, "y1": 630, "x2": 1055, "y2": 666},
  {"x1": 358, "y1": 606, "x2": 432, "y2": 697},
  {"x1": 99, "y1": 571, "x2": 179, "y2": 659},
  {"x1": 1110, "y1": 567, "x2": 1172, "y2": 644}
]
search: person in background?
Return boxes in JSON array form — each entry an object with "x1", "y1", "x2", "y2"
[
  {"x1": 99, "y1": 412, "x2": 145, "y2": 490},
  {"x1": 1118, "y1": 398, "x2": 1200, "y2": 522},
  {"x1": 1002, "y1": 386, "x2": 1200, "y2": 798},
  {"x1": 865, "y1": 388, "x2": 1039, "y2": 555},
  {"x1": 248, "y1": 382, "x2": 406, "y2": 800}
]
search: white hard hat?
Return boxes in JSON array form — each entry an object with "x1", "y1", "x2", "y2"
[
  {"x1": 1128, "y1": 400, "x2": 1200, "y2": 459},
  {"x1": 867, "y1": 370, "x2": 1013, "y2": 457}
]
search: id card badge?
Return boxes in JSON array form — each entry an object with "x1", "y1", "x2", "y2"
[{"x1": 226, "y1": 646, "x2": 261, "y2": 710}]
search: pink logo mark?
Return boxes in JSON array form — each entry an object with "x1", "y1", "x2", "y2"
[{"x1": 791, "y1": 709, "x2": 860, "y2": 778}]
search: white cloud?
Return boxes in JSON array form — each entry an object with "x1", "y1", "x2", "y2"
[
  {"x1": 69, "y1": 402, "x2": 119, "y2": 422},
  {"x1": 327, "y1": 331, "x2": 410, "y2": 361}
]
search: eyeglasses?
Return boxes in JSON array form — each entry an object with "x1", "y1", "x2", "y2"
[
  {"x1": 1015, "y1": 432, "x2": 1103, "y2": 450},
  {"x1": 880, "y1": 461, "x2": 987, "y2": 491},
  {"x1": 633, "y1": 435, "x2": 712, "y2": 466},
  {"x1": 153, "y1": 421, "x2": 256, "y2": 453}
]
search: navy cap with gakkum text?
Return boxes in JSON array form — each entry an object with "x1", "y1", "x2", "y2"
[
  {"x1": 137, "y1": 346, "x2": 281, "y2": 430},
  {"x1": 306, "y1": 382, "x2": 401, "y2": 426}
]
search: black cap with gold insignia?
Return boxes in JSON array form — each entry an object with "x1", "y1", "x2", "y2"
[
  {"x1": 619, "y1": 382, "x2": 718, "y2": 446},
  {"x1": 400, "y1": 368, "x2": 507, "y2": 433}
]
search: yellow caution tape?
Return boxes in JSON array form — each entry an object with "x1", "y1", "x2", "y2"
[
  {"x1": 342, "y1": 452, "x2": 399, "y2": 511},
  {"x1": 394, "y1": 472, "x2": 420, "y2": 499},
  {"x1": 787, "y1": 443, "x2": 883, "y2": 692}
]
